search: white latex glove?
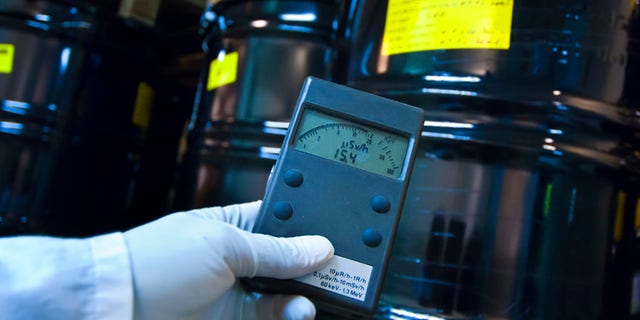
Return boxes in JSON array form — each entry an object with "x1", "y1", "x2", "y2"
[{"x1": 124, "y1": 201, "x2": 334, "y2": 320}]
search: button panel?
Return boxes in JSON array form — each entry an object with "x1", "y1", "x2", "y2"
[{"x1": 282, "y1": 167, "x2": 391, "y2": 250}]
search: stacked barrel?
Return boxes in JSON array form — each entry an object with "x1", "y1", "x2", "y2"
[
  {"x1": 344, "y1": 1, "x2": 640, "y2": 319},
  {"x1": 0, "y1": 0, "x2": 155, "y2": 236},
  {"x1": 173, "y1": 0, "x2": 345, "y2": 209}
]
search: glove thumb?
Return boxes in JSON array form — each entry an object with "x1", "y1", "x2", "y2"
[{"x1": 233, "y1": 231, "x2": 334, "y2": 279}]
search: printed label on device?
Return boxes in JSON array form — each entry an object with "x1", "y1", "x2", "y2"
[{"x1": 296, "y1": 255, "x2": 372, "y2": 301}]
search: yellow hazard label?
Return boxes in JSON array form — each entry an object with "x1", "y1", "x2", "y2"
[
  {"x1": 615, "y1": 191, "x2": 626, "y2": 242},
  {"x1": 0, "y1": 44, "x2": 15, "y2": 74},
  {"x1": 381, "y1": 0, "x2": 514, "y2": 55},
  {"x1": 132, "y1": 82, "x2": 155, "y2": 135},
  {"x1": 207, "y1": 51, "x2": 238, "y2": 91}
]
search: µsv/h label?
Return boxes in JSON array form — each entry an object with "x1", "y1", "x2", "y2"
[{"x1": 296, "y1": 255, "x2": 372, "y2": 301}]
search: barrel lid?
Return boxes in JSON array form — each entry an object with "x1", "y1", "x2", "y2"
[
  {"x1": 0, "y1": 0, "x2": 95, "y2": 23},
  {"x1": 203, "y1": 0, "x2": 342, "y2": 40},
  {"x1": 0, "y1": 0, "x2": 121, "y2": 21}
]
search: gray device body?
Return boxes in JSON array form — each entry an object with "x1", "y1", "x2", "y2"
[{"x1": 246, "y1": 76, "x2": 424, "y2": 316}]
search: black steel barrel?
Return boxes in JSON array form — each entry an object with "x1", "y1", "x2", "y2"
[
  {"x1": 0, "y1": 0, "x2": 94, "y2": 234},
  {"x1": 338, "y1": 0, "x2": 640, "y2": 319},
  {"x1": 174, "y1": 0, "x2": 345, "y2": 210},
  {"x1": 0, "y1": 0, "x2": 155, "y2": 236},
  {"x1": 346, "y1": 0, "x2": 640, "y2": 117},
  {"x1": 370, "y1": 111, "x2": 639, "y2": 320}
]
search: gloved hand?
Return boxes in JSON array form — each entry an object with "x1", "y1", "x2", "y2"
[{"x1": 124, "y1": 201, "x2": 334, "y2": 320}]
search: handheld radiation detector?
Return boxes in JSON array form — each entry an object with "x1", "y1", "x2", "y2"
[{"x1": 247, "y1": 77, "x2": 424, "y2": 316}]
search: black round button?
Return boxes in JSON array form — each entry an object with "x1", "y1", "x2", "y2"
[
  {"x1": 362, "y1": 228, "x2": 382, "y2": 247},
  {"x1": 370, "y1": 195, "x2": 391, "y2": 213},
  {"x1": 273, "y1": 201, "x2": 293, "y2": 220},
  {"x1": 284, "y1": 169, "x2": 303, "y2": 187}
]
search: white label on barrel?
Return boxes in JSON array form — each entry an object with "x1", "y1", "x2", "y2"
[
  {"x1": 0, "y1": 44, "x2": 14, "y2": 74},
  {"x1": 295, "y1": 255, "x2": 372, "y2": 301},
  {"x1": 381, "y1": 0, "x2": 514, "y2": 55}
]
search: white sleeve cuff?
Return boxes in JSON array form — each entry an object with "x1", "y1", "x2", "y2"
[{"x1": 89, "y1": 232, "x2": 134, "y2": 320}]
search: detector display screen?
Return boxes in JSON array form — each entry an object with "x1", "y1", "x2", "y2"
[{"x1": 292, "y1": 109, "x2": 409, "y2": 179}]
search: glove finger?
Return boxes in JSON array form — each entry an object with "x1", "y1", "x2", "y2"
[
  {"x1": 248, "y1": 293, "x2": 317, "y2": 320},
  {"x1": 188, "y1": 200, "x2": 262, "y2": 231},
  {"x1": 237, "y1": 232, "x2": 334, "y2": 279}
]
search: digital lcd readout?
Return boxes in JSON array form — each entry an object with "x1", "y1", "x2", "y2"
[{"x1": 292, "y1": 109, "x2": 409, "y2": 179}]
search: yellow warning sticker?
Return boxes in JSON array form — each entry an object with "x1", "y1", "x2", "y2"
[
  {"x1": 381, "y1": 0, "x2": 514, "y2": 55},
  {"x1": 207, "y1": 51, "x2": 238, "y2": 91},
  {"x1": 0, "y1": 44, "x2": 15, "y2": 74},
  {"x1": 132, "y1": 82, "x2": 155, "y2": 135},
  {"x1": 614, "y1": 191, "x2": 626, "y2": 242}
]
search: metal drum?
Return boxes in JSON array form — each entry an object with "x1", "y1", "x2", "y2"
[
  {"x1": 0, "y1": 0, "x2": 153, "y2": 236},
  {"x1": 174, "y1": 0, "x2": 345, "y2": 209},
  {"x1": 338, "y1": 0, "x2": 640, "y2": 319},
  {"x1": 345, "y1": 0, "x2": 640, "y2": 114},
  {"x1": 0, "y1": 1, "x2": 92, "y2": 234},
  {"x1": 371, "y1": 109, "x2": 639, "y2": 320}
]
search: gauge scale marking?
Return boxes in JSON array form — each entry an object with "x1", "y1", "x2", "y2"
[
  {"x1": 246, "y1": 77, "x2": 424, "y2": 316},
  {"x1": 294, "y1": 110, "x2": 409, "y2": 179}
]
